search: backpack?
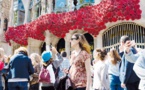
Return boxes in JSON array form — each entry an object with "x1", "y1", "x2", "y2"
[
  {"x1": 56, "y1": 75, "x2": 74, "y2": 90},
  {"x1": 39, "y1": 66, "x2": 50, "y2": 83}
]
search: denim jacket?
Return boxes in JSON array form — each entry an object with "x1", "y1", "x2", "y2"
[{"x1": 119, "y1": 47, "x2": 140, "y2": 84}]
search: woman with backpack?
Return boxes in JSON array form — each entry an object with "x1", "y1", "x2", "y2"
[
  {"x1": 40, "y1": 51, "x2": 55, "y2": 90},
  {"x1": 69, "y1": 33, "x2": 92, "y2": 90},
  {"x1": 39, "y1": 46, "x2": 64, "y2": 90},
  {"x1": 106, "y1": 48, "x2": 123, "y2": 90}
]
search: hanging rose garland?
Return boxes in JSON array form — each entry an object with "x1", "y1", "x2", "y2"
[{"x1": 5, "y1": 0, "x2": 141, "y2": 45}]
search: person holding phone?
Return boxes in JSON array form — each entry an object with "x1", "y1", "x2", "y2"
[
  {"x1": 119, "y1": 35, "x2": 140, "y2": 90},
  {"x1": 40, "y1": 46, "x2": 64, "y2": 90},
  {"x1": 123, "y1": 39, "x2": 145, "y2": 90}
]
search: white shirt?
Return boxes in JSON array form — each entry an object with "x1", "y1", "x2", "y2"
[
  {"x1": 106, "y1": 60, "x2": 121, "y2": 76},
  {"x1": 93, "y1": 60, "x2": 110, "y2": 89}
]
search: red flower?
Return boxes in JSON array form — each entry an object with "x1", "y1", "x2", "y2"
[{"x1": 4, "y1": 0, "x2": 141, "y2": 45}]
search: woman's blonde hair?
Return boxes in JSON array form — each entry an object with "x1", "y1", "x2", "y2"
[
  {"x1": 30, "y1": 53, "x2": 41, "y2": 66},
  {"x1": 5, "y1": 55, "x2": 12, "y2": 64},
  {"x1": 14, "y1": 47, "x2": 28, "y2": 56},
  {"x1": 93, "y1": 48, "x2": 106, "y2": 61},
  {"x1": 73, "y1": 33, "x2": 91, "y2": 54},
  {"x1": 108, "y1": 48, "x2": 121, "y2": 65},
  {"x1": 0, "y1": 48, "x2": 5, "y2": 58}
]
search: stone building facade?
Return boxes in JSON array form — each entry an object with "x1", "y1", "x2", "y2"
[{"x1": 0, "y1": 0, "x2": 145, "y2": 56}]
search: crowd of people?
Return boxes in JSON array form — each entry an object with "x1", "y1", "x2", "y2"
[{"x1": 0, "y1": 33, "x2": 145, "y2": 90}]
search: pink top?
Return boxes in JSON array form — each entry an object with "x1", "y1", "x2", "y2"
[{"x1": 69, "y1": 50, "x2": 90, "y2": 88}]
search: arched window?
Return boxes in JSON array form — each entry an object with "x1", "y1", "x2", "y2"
[
  {"x1": 3, "y1": 18, "x2": 8, "y2": 31},
  {"x1": 57, "y1": 38, "x2": 65, "y2": 53},
  {"x1": 84, "y1": 33, "x2": 94, "y2": 52},
  {"x1": 73, "y1": 0, "x2": 78, "y2": 10},
  {"x1": 102, "y1": 22, "x2": 145, "y2": 51},
  {"x1": 77, "y1": 0, "x2": 94, "y2": 9},
  {"x1": 53, "y1": 0, "x2": 55, "y2": 11},
  {"x1": 36, "y1": 2, "x2": 42, "y2": 17},
  {"x1": 41, "y1": 42, "x2": 46, "y2": 53},
  {"x1": 55, "y1": 0, "x2": 67, "y2": 13}
]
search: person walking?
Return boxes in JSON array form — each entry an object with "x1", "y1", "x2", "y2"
[
  {"x1": 93, "y1": 48, "x2": 110, "y2": 90},
  {"x1": 69, "y1": 33, "x2": 92, "y2": 90},
  {"x1": 107, "y1": 48, "x2": 123, "y2": 90},
  {"x1": 7, "y1": 47, "x2": 34, "y2": 90}
]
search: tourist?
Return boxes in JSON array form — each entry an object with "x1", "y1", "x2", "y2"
[
  {"x1": 93, "y1": 48, "x2": 109, "y2": 90},
  {"x1": 40, "y1": 46, "x2": 63, "y2": 90},
  {"x1": 7, "y1": 47, "x2": 34, "y2": 90},
  {"x1": 29, "y1": 53, "x2": 41, "y2": 90},
  {"x1": 69, "y1": 33, "x2": 92, "y2": 90},
  {"x1": 119, "y1": 35, "x2": 140, "y2": 90},
  {"x1": 40, "y1": 51, "x2": 55, "y2": 90},
  {"x1": 123, "y1": 40, "x2": 145, "y2": 90},
  {"x1": 107, "y1": 48, "x2": 123, "y2": 90},
  {"x1": 58, "y1": 51, "x2": 70, "y2": 78}
]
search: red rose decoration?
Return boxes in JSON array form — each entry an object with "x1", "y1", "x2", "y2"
[{"x1": 5, "y1": 0, "x2": 141, "y2": 45}]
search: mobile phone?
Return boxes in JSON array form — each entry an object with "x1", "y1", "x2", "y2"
[
  {"x1": 131, "y1": 40, "x2": 135, "y2": 47},
  {"x1": 131, "y1": 40, "x2": 135, "y2": 44},
  {"x1": 50, "y1": 43, "x2": 52, "y2": 51}
]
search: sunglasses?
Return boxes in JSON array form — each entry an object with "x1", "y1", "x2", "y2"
[{"x1": 71, "y1": 38, "x2": 78, "y2": 40}]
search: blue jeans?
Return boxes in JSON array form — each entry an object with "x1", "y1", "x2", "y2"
[
  {"x1": 109, "y1": 74, "x2": 123, "y2": 90},
  {"x1": 0, "y1": 87, "x2": 3, "y2": 90},
  {"x1": 8, "y1": 81, "x2": 28, "y2": 90}
]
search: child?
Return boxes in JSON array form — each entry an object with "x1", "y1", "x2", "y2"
[{"x1": 93, "y1": 48, "x2": 109, "y2": 90}]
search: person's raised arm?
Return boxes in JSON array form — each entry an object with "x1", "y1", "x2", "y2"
[{"x1": 51, "y1": 47, "x2": 63, "y2": 69}]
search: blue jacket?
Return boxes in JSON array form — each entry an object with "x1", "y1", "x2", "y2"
[
  {"x1": 8, "y1": 52, "x2": 34, "y2": 80},
  {"x1": 119, "y1": 47, "x2": 140, "y2": 84}
]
